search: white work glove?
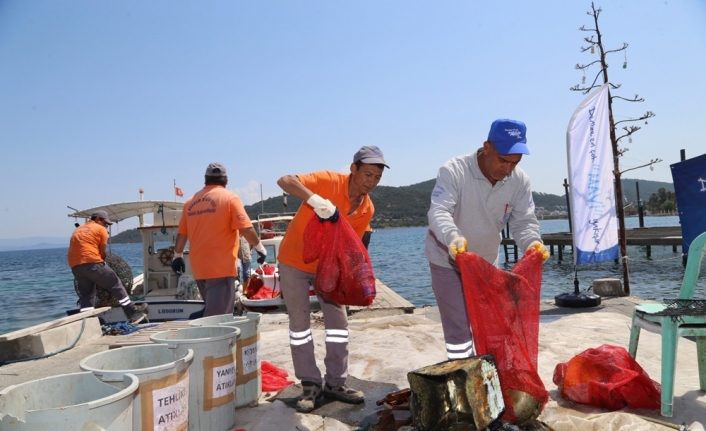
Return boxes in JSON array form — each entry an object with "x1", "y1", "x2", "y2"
[
  {"x1": 448, "y1": 236, "x2": 468, "y2": 259},
  {"x1": 254, "y1": 242, "x2": 267, "y2": 264},
  {"x1": 307, "y1": 194, "x2": 337, "y2": 220},
  {"x1": 527, "y1": 241, "x2": 550, "y2": 263}
]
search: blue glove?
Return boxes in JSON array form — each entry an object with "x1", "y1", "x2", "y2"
[
  {"x1": 318, "y1": 208, "x2": 339, "y2": 223},
  {"x1": 171, "y1": 257, "x2": 185, "y2": 274}
]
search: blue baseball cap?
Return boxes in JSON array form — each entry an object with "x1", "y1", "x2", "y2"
[{"x1": 487, "y1": 119, "x2": 529, "y2": 155}]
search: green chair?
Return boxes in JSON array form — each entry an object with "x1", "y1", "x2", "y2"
[{"x1": 628, "y1": 230, "x2": 706, "y2": 417}]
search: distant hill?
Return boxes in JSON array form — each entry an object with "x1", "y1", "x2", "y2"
[
  {"x1": 242, "y1": 177, "x2": 674, "y2": 228},
  {"x1": 92, "y1": 176, "x2": 674, "y2": 239},
  {"x1": 111, "y1": 229, "x2": 171, "y2": 244},
  {"x1": 0, "y1": 237, "x2": 68, "y2": 252}
]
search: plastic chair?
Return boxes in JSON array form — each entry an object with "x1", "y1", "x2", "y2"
[{"x1": 628, "y1": 230, "x2": 706, "y2": 417}]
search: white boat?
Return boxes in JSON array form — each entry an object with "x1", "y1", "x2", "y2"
[
  {"x1": 66, "y1": 200, "x2": 208, "y2": 323},
  {"x1": 238, "y1": 213, "x2": 322, "y2": 314}
]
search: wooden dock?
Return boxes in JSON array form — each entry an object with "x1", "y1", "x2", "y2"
[
  {"x1": 348, "y1": 279, "x2": 416, "y2": 315},
  {"x1": 109, "y1": 280, "x2": 415, "y2": 349},
  {"x1": 501, "y1": 226, "x2": 683, "y2": 262}
]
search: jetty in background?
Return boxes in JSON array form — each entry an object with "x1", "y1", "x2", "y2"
[{"x1": 502, "y1": 226, "x2": 682, "y2": 262}]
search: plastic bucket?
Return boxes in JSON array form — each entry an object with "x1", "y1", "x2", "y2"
[
  {"x1": 0, "y1": 372, "x2": 138, "y2": 431},
  {"x1": 80, "y1": 344, "x2": 194, "y2": 431},
  {"x1": 150, "y1": 326, "x2": 240, "y2": 431},
  {"x1": 190, "y1": 312, "x2": 262, "y2": 407}
]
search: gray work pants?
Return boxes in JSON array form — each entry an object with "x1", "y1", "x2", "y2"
[
  {"x1": 279, "y1": 262, "x2": 349, "y2": 386},
  {"x1": 71, "y1": 262, "x2": 133, "y2": 313},
  {"x1": 429, "y1": 262, "x2": 476, "y2": 359},
  {"x1": 196, "y1": 277, "x2": 236, "y2": 317}
]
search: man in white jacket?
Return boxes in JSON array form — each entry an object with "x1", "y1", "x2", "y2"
[{"x1": 425, "y1": 119, "x2": 549, "y2": 360}]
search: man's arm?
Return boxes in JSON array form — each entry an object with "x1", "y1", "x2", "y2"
[
  {"x1": 507, "y1": 175, "x2": 542, "y2": 252},
  {"x1": 99, "y1": 243, "x2": 107, "y2": 260},
  {"x1": 428, "y1": 166, "x2": 463, "y2": 247},
  {"x1": 174, "y1": 233, "x2": 188, "y2": 254},
  {"x1": 239, "y1": 227, "x2": 261, "y2": 247},
  {"x1": 277, "y1": 175, "x2": 314, "y2": 201}
]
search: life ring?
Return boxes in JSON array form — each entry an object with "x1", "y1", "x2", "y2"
[{"x1": 158, "y1": 248, "x2": 175, "y2": 267}]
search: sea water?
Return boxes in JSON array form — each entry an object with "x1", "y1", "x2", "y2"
[{"x1": 1, "y1": 216, "x2": 704, "y2": 335}]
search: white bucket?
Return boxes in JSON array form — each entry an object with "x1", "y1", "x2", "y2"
[
  {"x1": 190, "y1": 312, "x2": 262, "y2": 407},
  {"x1": 80, "y1": 344, "x2": 194, "y2": 431},
  {"x1": 0, "y1": 372, "x2": 138, "y2": 431},
  {"x1": 150, "y1": 326, "x2": 240, "y2": 431}
]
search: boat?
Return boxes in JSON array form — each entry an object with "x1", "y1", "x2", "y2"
[
  {"x1": 238, "y1": 213, "x2": 322, "y2": 314},
  {"x1": 66, "y1": 199, "x2": 208, "y2": 323}
]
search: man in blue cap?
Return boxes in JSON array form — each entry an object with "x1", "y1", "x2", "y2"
[{"x1": 425, "y1": 119, "x2": 549, "y2": 360}]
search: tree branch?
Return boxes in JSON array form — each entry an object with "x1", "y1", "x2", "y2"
[
  {"x1": 604, "y1": 43, "x2": 628, "y2": 55},
  {"x1": 614, "y1": 112, "x2": 655, "y2": 126},
  {"x1": 611, "y1": 94, "x2": 645, "y2": 103}
]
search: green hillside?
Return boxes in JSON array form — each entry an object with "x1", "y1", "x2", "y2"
[{"x1": 109, "y1": 176, "x2": 675, "y2": 241}]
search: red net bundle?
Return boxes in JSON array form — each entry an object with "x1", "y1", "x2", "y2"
[
  {"x1": 456, "y1": 249, "x2": 548, "y2": 422},
  {"x1": 303, "y1": 214, "x2": 376, "y2": 306},
  {"x1": 261, "y1": 360, "x2": 295, "y2": 392},
  {"x1": 245, "y1": 276, "x2": 280, "y2": 299},
  {"x1": 553, "y1": 344, "x2": 661, "y2": 410}
]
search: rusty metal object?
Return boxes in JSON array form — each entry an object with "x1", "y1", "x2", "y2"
[
  {"x1": 407, "y1": 356, "x2": 504, "y2": 431},
  {"x1": 507, "y1": 389, "x2": 542, "y2": 426}
]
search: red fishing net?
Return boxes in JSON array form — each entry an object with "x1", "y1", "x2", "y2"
[
  {"x1": 245, "y1": 276, "x2": 281, "y2": 299},
  {"x1": 553, "y1": 344, "x2": 661, "y2": 410},
  {"x1": 303, "y1": 214, "x2": 376, "y2": 306},
  {"x1": 456, "y1": 249, "x2": 548, "y2": 422},
  {"x1": 261, "y1": 360, "x2": 295, "y2": 392}
]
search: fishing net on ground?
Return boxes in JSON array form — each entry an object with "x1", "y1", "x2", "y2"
[
  {"x1": 553, "y1": 344, "x2": 661, "y2": 410},
  {"x1": 456, "y1": 249, "x2": 548, "y2": 423},
  {"x1": 303, "y1": 214, "x2": 376, "y2": 306},
  {"x1": 74, "y1": 253, "x2": 134, "y2": 308},
  {"x1": 261, "y1": 360, "x2": 295, "y2": 392}
]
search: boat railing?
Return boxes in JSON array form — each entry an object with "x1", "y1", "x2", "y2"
[{"x1": 256, "y1": 212, "x2": 296, "y2": 240}]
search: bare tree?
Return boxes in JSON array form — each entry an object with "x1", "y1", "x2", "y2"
[{"x1": 570, "y1": 2, "x2": 660, "y2": 294}]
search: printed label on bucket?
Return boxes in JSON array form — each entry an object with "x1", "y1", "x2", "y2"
[
  {"x1": 144, "y1": 370, "x2": 190, "y2": 431},
  {"x1": 242, "y1": 339, "x2": 260, "y2": 376},
  {"x1": 203, "y1": 354, "x2": 237, "y2": 411}
]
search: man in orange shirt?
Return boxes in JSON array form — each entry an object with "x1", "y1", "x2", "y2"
[
  {"x1": 68, "y1": 210, "x2": 148, "y2": 324},
  {"x1": 277, "y1": 146, "x2": 388, "y2": 413},
  {"x1": 171, "y1": 162, "x2": 267, "y2": 316}
]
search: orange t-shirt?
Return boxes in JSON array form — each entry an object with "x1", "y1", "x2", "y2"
[
  {"x1": 67, "y1": 221, "x2": 107, "y2": 268},
  {"x1": 178, "y1": 185, "x2": 253, "y2": 279},
  {"x1": 278, "y1": 171, "x2": 374, "y2": 273}
]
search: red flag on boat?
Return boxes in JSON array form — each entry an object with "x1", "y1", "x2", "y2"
[{"x1": 175, "y1": 187, "x2": 183, "y2": 197}]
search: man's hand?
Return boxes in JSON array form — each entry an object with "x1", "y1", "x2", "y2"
[
  {"x1": 448, "y1": 236, "x2": 467, "y2": 259},
  {"x1": 307, "y1": 194, "x2": 338, "y2": 222},
  {"x1": 528, "y1": 241, "x2": 550, "y2": 263},
  {"x1": 255, "y1": 243, "x2": 267, "y2": 265},
  {"x1": 171, "y1": 256, "x2": 186, "y2": 274}
]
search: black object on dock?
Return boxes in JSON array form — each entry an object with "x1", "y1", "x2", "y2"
[{"x1": 555, "y1": 278, "x2": 601, "y2": 308}]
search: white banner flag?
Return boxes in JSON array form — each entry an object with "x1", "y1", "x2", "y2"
[{"x1": 566, "y1": 84, "x2": 619, "y2": 265}]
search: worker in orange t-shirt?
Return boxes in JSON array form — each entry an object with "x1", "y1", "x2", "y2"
[
  {"x1": 171, "y1": 162, "x2": 267, "y2": 316},
  {"x1": 68, "y1": 210, "x2": 148, "y2": 324},
  {"x1": 276, "y1": 146, "x2": 388, "y2": 413}
]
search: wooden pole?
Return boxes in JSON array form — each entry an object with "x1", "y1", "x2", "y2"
[{"x1": 593, "y1": 4, "x2": 630, "y2": 294}]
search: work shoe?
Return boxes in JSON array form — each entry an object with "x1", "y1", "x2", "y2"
[
  {"x1": 296, "y1": 382, "x2": 322, "y2": 413},
  {"x1": 126, "y1": 303, "x2": 149, "y2": 325},
  {"x1": 323, "y1": 382, "x2": 365, "y2": 404}
]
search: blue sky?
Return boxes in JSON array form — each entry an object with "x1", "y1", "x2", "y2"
[{"x1": 1, "y1": 1, "x2": 705, "y2": 239}]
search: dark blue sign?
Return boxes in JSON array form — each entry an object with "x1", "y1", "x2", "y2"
[{"x1": 671, "y1": 153, "x2": 706, "y2": 255}]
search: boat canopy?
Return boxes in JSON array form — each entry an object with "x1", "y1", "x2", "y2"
[{"x1": 67, "y1": 201, "x2": 184, "y2": 224}]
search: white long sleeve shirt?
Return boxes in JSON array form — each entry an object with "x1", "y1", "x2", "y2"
[{"x1": 425, "y1": 149, "x2": 541, "y2": 269}]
